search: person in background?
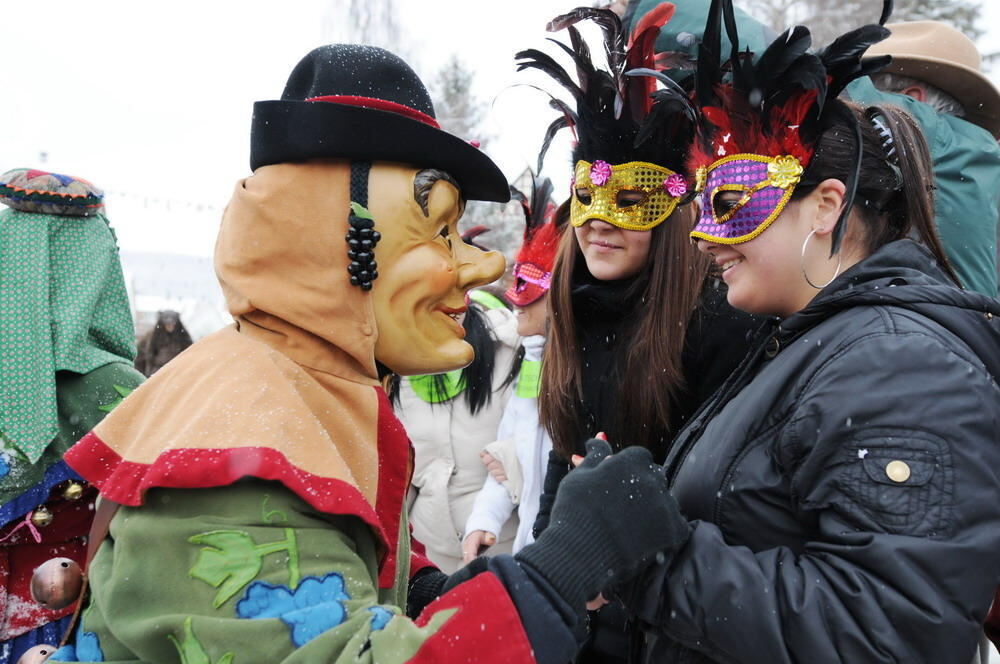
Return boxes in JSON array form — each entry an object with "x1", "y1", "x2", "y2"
[
  {"x1": 134, "y1": 309, "x2": 194, "y2": 377},
  {"x1": 394, "y1": 276, "x2": 520, "y2": 573},
  {"x1": 463, "y1": 178, "x2": 561, "y2": 560},
  {"x1": 867, "y1": 20, "x2": 1000, "y2": 296},
  {"x1": 0, "y1": 168, "x2": 144, "y2": 664},
  {"x1": 624, "y1": 0, "x2": 1000, "y2": 296},
  {"x1": 608, "y1": 3, "x2": 1000, "y2": 661},
  {"x1": 520, "y1": 6, "x2": 760, "y2": 662}
]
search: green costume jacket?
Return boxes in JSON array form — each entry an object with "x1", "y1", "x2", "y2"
[{"x1": 54, "y1": 481, "x2": 530, "y2": 664}]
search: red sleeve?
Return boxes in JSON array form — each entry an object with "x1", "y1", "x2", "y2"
[{"x1": 408, "y1": 572, "x2": 535, "y2": 664}]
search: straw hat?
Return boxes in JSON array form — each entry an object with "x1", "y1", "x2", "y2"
[{"x1": 867, "y1": 21, "x2": 1000, "y2": 138}]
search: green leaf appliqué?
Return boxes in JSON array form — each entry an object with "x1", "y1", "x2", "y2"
[{"x1": 188, "y1": 528, "x2": 300, "y2": 608}]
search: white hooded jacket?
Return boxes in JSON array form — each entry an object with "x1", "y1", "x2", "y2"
[{"x1": 465, "y1": 334, "x2": 552, "y2": 553}]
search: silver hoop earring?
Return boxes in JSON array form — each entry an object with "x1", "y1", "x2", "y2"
[{"x1": 801, "y1": 229, "x2": 843, "y2": 290}]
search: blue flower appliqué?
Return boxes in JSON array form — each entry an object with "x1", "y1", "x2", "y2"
[
  {"x1": 236, "y1": 573, "x2": 351, "y2": 647},
  {"x1": 367, "y1": 606, "x2": 394, "y2": 631},
  {"x1": 48, "y1": 630, "x2": 104, "y2": 662}
]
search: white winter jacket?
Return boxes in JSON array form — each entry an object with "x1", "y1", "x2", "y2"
[
  {"x1": 465, "y1": 334, "x2": 552, "y2": 553},
  {"x1": 397, "y1": 306, "x2": 520, "y2": 573}
]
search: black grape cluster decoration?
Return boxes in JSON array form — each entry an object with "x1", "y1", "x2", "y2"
[{"x1": 347, "y1": 161, "x2": 380, "y2": 290}]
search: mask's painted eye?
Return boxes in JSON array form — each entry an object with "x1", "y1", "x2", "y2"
[
  {"x1": 575, "y1": 187, "x2": 593, "y2": 206},
  {"x1": 712, "y1": 191, "x2": 744, "y2": 219},
  {"x1": 515, "y1": 277, "x2": 528, "y2": 293},
  {"x1": 616, "y1": 190, "x2": 646, "y2": 208}
]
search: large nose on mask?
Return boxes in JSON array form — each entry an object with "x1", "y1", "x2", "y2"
[{"x1": 455, "y1": 242, "x2": 505, "y2": 291}]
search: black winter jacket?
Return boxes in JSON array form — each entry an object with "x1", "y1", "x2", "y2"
[
  {"x1": 535, "y1": 273, "x2": 761, "y2": 662},
  {"x1": 623, "y1": 239, "x2": 1000, "y2": 664}
]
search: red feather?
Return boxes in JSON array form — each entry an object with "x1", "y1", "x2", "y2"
[
  {"x1": 627, "y1": 2, "x2": 676, "y2": 51},
  {"x1": 771, "y1": 89, "x2": 818, "y2": 166},
  {"x1": 626, "y1": 3, "x2": 676, "y2": 118},
  {"x1": 516, "y1": 210, "x2": 561, "y2": 271},
  {"x1": 693, "y1": 84, "x2": 819, "y2": 167}
]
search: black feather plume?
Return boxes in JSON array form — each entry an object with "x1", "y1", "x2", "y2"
[
  {"x1": 530, "y1": 177, "x2": 554, "y2": 231},
  {"x1": 879, "y1": 0, "x2": 894, "y2": 26},
  {"x1": 537, "y1": 116, "x2": 569, "y2": 173},
  {"x1": 547, "y1": 7, "x2": 626, "y2": 73},
  {"x1": 818, "y1": 25, "x2": 891, "y2": 100},
  {"x1": 696, "y1": 0, "x2": 724, "y2": 109},
  {"x1": 521, "y1": 4, "x2": 695, "y2": 171},
  {"x1": 515, "y1": 49, "x2": 585, "y2": 103}
]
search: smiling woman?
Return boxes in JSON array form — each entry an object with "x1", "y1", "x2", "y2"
[{"x1": 605, "y1": 2, "x2": 1000, "y2": 662}]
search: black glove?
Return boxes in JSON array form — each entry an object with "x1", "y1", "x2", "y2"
[
  {"x1": 532, "y1": 450, "x2": 571, "y2": 539},
  {"x1": 405, "y1": 557, "x2": 491, "y2": 618},
  {"x1": 515, "y1": 439, "x2": 690, "y2": 610}
]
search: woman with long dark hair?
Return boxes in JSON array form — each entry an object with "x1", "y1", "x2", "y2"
[
  {"x1": 519, "y1": 6, "x2": 759, "y2": 662},
  {"x1": 594, "y1": 3, "x2": 1000, "y2": 662}
]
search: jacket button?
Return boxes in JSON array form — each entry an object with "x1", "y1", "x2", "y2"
[
  {"x1": 987, "y1": 312, "x2": 994, "y2": 321},
  {"x1": 765, "y1": 337, "x2": 781, "y2": 358},
  {"x1": 885, "y1": 460, "x2": 911, "y2": 483}
]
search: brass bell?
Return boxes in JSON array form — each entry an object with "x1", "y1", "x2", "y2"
[
  {"x1": 62, "y1": 481, "x2": 85, "y2": 501},
  {"x1": 30, "y1": 557, "x2": 84, "y2": 611},
  {"x1": 16, "y1": 644, "x2": 56, "y2": 664},
  {"x1": 30, "y1": 506, "x2": 53, "y2": 528}
]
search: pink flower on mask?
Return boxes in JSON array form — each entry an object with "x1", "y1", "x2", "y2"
[
  {"x1": 663, "y1": 173, "x2": 688, "y2": 197},
  {"x1": 589, "y1": 160, "x2": 612, "y2": 186}
]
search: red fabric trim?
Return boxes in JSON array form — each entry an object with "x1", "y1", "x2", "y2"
[
  {"x1": 306, "y1": 95, "x2": 440, "y2": 129},
  {"x1": 64, "y1": 432, "x2": 390, "y2": 553},
  {"x1": 408, "y1": 572, "x2": 535, "y2": 664},
  {"x1": 373, "y1": 388, "x2": 412, "y2": 588}
]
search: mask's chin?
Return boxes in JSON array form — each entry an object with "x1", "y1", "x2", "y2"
[{"x1": 379, "y1": 338, "x2": 474, "y2": 376}]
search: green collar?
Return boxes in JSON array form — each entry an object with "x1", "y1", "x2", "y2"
[
  {"x1": 516, "y1": 359, "x2": 542, "y2": 398},
  {"x1": 407, "y1": 371, "x2": 465, "y2": 403},
  {"x1": 468, "y1": 290, "x2": 507, "y2": 311}
]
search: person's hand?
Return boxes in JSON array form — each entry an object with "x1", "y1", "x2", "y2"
[
  {"x1": 462, "y1": 530, "x2": 497, "y2": 563},
  {"x1": 516, "y1": 439, "x2": 691, "y2": 611},
  {"x1": 571, "y1": 432, "x2": 607, "y2": 468},
  {"x1": 480, "y1": 451, "x2": 507, "y2": 483},
  {"x1": 586, "y1": 594, "x2": 608, "y2": 611}
]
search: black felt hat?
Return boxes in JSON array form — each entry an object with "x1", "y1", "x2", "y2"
[{"x1": 251, "y1": 44, "x2": 510, "y2": 203}]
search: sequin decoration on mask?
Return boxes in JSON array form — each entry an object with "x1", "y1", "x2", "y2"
[
  {"x1": 571, "y1": 160, "x2": 684, "y2": 232},
  {"x1": 690, "y1": 154, "x2": 803, "y2": 244}
]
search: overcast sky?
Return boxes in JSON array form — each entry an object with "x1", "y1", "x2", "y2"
[{"x1": 2, "y1": 0, "x2": 997, "y2": 257}]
